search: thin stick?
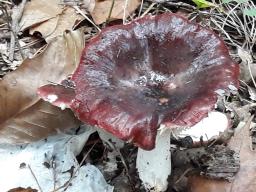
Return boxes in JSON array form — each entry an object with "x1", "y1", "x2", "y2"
[
  {"x1": 73, "y1": 6, "x2": 101, "y2": 31},
  {"x1": 106, "y1": 0, "x2": 115, "y2": 24},
  {"x1": 0, "y1": 0, "x2": 12, "y2": 5},
  {"x1": 28, "y1": 164, "x2": 43, "y2": 192},
  {"x1": 123, "y1": 0, "x2": 129, "y2": 24},
  {"x1": 107, "y1": 140, "x2": 135, "y2": 190},
  {"x1": 138, "y1": 0, "x2": 144, "y2": 17},
  {"x1": 175, "y1": 168, "x2": 194, "y2": 184},
  {"x1": 140, "y1": 2, "x2": 156, "y2": 18},
  {"x1": 51, "y1": 142, "x2": 97, "y2": 192}
]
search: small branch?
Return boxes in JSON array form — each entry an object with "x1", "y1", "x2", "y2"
[
  {"x1": 51, "y1": 142, "x2": 97, "y2": 192},
  {"x1": 28, "y1": 164, "x2": 43, "y2": 192},
  {"x1": 73, "y1": 5, "x2": 101, "y2": 31},
  {"x1": 123, "y1": 0, "x2": 129, "y2": 24},
  {"x1": 138, "y1": 0, "x2": 144, "y2": 17},
  {"x1": 106, "y1": 0, "x2": 115, "y2": 24},
  {"x1": 140, "y1": 2, "x2": 156, "y2": 18}
]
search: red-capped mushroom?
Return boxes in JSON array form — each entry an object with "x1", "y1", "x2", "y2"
[{"x1": 38, "y1": 13, "x2": 239, "y2": 150}]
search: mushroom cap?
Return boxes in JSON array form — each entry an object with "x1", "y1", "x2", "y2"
[{"x1": 38, "y1": 13, "x2": 239, "y2": 150}]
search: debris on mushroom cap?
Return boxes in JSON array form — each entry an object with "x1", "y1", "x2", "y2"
[{"x1": 38, "y1": 13, "x2": 239, "y2": 150}]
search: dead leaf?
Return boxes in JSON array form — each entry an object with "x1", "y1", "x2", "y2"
[
  {"x1": 0, "y1": 30, "x2": 84, "y2": 144},
  {"x1": 62, "y1": 0, "x2": 96, "y2": 12},
  {"x1": 188, "y1": 116, "x2": 256, "y2": 192},
  {"x1": 238, "y1": 48, "x2": 256, "y2": 83},
  {"x1": 248, "y1": 86, "x2": 256, "y2": 101},
  {"x1": 90, "y1": 0, "x2": 140, "y2": 24},
  {"x1": 19, "y1": 0, "x2": 89, "y2": 43},
  {"x1": 240, "y1": 61, "x2": 256, "y2": 83},
  {"x1": 8, "y1": 187, "x2": 37, "y2": 192},
  {"x1": 20, "y1": 0, "x2": 62, "y2": 31},
  {"x1": 30, "y1": 7, "x2": 83, "y2": 42}
]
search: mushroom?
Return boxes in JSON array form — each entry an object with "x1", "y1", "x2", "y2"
[{"x1": 38, "y1": 13, "x2": 239, "y2": 191}]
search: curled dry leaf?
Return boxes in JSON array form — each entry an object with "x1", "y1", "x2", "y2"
[
  {"x1": 19, "y1": 0, "x2": 63, "y2": 31},
  {"x1": 90, "y1": 0, "x2": 141, "y2": 24},
  {"x1": 238, "y1": 48, "x2": 256, "y2": 83},
  {"x1": 188, "y1": 116, "x2": 256, "y2": 192},
  {"x1": 239, "y1": 61, "x2": 256, "y2": 83},
  {"x1": 20, "y1": 0, "x2": 85, "y2": 43},
  {"x1": 7, "y1": 187, "x2": 37, "y2": 192},
  {"x1": 0, "y1": 30, "x2": 84, "y2": 144},
  {"x1": 30, "y1": 7, "x2": 83, "y2": 42}
]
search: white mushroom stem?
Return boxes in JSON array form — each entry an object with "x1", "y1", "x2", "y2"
[
  {"x1": 136, "y1": 128, "x2": 172, "y2": 192},
  {"x1": 136, "y1": 111, "x2": 230, "y2": 192}
]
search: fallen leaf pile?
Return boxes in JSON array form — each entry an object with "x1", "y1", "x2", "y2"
[
  {"x1": 0, "y1": 32, "x2": 83, "y2": 143},
  {"x1": 0, "y1": 1, "x2": 87, "y2": 143}
]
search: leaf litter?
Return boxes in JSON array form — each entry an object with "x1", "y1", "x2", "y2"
[
  {"x1": 0, "y1": 30, "x2": 83, "y2": 143},
  {"x1": 1, "y1": 0, "x2": 256, "y2": 191}
]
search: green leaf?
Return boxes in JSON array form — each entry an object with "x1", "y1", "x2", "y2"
[
  {"x1": 244, "y1": 8, "x2": 256, "y2": 17},
  {"x1": 192, "y1": 0, "x2": 217, "y2": 8}
]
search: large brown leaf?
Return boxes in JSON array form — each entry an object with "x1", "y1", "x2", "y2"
[
  {"x1": 90, "y1": 0, "x2": 140, "y2": 24},
  {"x1": 19, "y1": 0, "x2": 92, "y2": 43},
  {"x1": 20, "y1": 0, "x2": 63, "y2": 31},
  {"x1": 188, "y1": 116, "x2": 256, "y2": 192},
  {"x1": 0, "y1": 30, "x2": 84, "y2": 143},
  {"x1": 30, "y1": 7, "x2": 83, "y2": 43}
]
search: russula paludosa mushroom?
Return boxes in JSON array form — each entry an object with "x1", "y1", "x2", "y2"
[{"x1": 38, "y1": 13, "x2": 239, "y2": 151}]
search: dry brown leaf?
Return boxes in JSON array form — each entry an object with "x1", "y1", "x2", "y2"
[
  {"x1": 90, "y1": 0, "x2": 140, "y2": 24},
  {"x1": 188, "y1": 116, "x2": 256, "y2": 192},
  {"x1": 19, "y1": 0, "x2": 89, "y2": 43},
  {"x1": 239, "y1": 61, "x2": 256, "y2": 83},
  {"x1": 30, "y1": 7, "x2": 83, "y2": 42},
  {"x1": 20, "y1": 0, "x2": 62, "y2": 31},
  {"x1": 0, "y1": 30, "x2": 84, "y2": 144},
  {"x1": 8, "y1": 187, "x2": 37, "y2": 192}
]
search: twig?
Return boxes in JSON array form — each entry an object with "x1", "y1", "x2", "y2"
[
  {"x1": 51, "y1": 142, "x2": 97, "y2": 192},
  {"x1": 138, "y1": 0, "x2": 144, "y2": 17},
  {"x1": 51, "y1": 156, "x2": 57, "y2": 191},
  {"x1": 0, "y1": 0, "x2": 12, "y2": 5},
  {"x1": 106, "y1": 0, "x2": 115, "y2": 24},
  {"x1": 164, "y1": 1, "x2": 196, "y2": 11},
  {"x1": 175, "y1": 167, "x2": 194, "y2": 184},
  {"x1": 9, "y1": 0, "x2": 27, "y2": 61},
  {"x1": 73, "y1": 5, "x2": 101, "y2": 31},
  {"x1": 123, "y1": 0, "x2": 129, "y2": 24},
  {"x1": 14, "y1": 38, "x2": 44, "y2": 51},
  {"x1": 107, "y1": 140, "x2": 135, "y2": 191},
  {"x1": 140, "y1": 2, "x2": 156, "y2": 18},
  {"x1": 28, "y1": 164, "x2": 43, "y2": 192}
]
